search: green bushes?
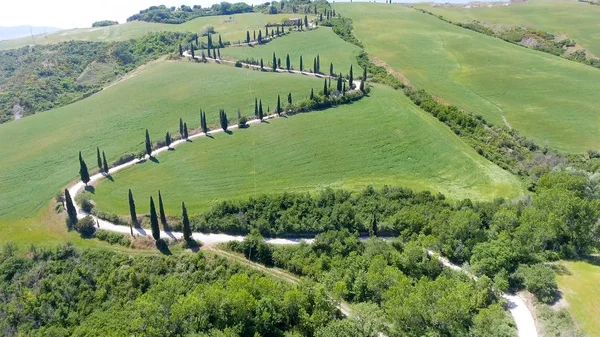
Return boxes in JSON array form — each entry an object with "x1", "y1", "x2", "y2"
[
  {"x1": 95, "y1": 229, "x2": 131, "y2": 247},
  {"x1": 321, "y1": 17, "x2": 364, "y2": 48},
  {"x1": 514, "y1": 264, "x2": 558, "y2": 303},
  {"x1": 92, "y1": 20, "x2": 118, "y2": 27},
  {"x1": 75, "y1": 216, "x2": 96, "y2": 237}
]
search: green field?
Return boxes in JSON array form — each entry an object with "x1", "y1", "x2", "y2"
[
  {"x1": 90, "y1": 84, "x2": 523, "y2": 217},
  {"x1": 335, "y1": 3, "x2": 600, "y2": 153},
  {"x1": 0, "y1": 61, "x2": 323, "y2": 243},
  {"x1": 556, "y1": 258, "x2": 600, "y2": 337},
  {"x1": 0, "y1": 13, "x2": 303, "y2": 50},
  {"x1": 221, "y1": 27, "x2": 362, "y2": 75},
  {"x1": 415, "y1": 0, "x2": 600, "y2": 56}
]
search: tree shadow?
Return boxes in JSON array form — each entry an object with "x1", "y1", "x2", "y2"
[
  {"x1": 168, "y1": 147, "x2": 175, "y2": 151},
  {"x1": 104, "y1": 173, "x2": 114, "y2": 182},
  {"x1": 84, "y1": 185, "x2": 95, "y2": 194},
  {"x1": 149, "y1": 156, "x2": 160, "y2": 164},
  {"x1": 185, "y1": 139, "x2": 193, "y2": 143},
  {"x1": 156, "y1": 239, "x2": 172, "y2": 255},
  {"x1": 206, "y1": 133, "x2": 214, "y2": 139},
  {"x1": 549, "y1": 263, "x2": 572, "y2": 276},
  {"x1": 134, "y1": 227, "x2": 147, "y2": 235},
  {"x1": 583, "y1": 255, "x2": 600, "y2": 267},
  {"x1": 224, "y1": 130, "x2": 233, "y2": 135},
  {"x1": 185, "y1": 239, "x2": 202, "y2": 252},
  {"x1": 261, "y1": 120, "x2": 270, "y2": 124},
  {"x1": 238, "y1": 124, "x2": 250, "y2": 129}
]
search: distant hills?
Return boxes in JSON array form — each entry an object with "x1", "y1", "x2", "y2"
[{"x1": 0, "y1": 26, "x2": 61, "y2": 41}]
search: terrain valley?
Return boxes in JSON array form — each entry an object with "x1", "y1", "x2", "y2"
[{"x1": 0, "y1": 1, "x2": 598, "y2": 336}]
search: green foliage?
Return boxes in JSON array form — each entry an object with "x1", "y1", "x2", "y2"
[
  {"x1": 78, "y1": 151, "x2": 90, "y2": 185},
  {"x1": 321, "y1": 17, "x2": 363, "y2": 48},
  {"x1": 149, "y1": 196, "x2": 160, "y2": 240},
  {"x1": 92, "y1": 20, "x2": 118, "y2": 27},
  {"x1": 95, "y1": 229, "x2": 131, "y2": 247},
  {"x1": 74, "y1": 215, "x2": 96, "y2": 237},
  {"x1": 64, "y1": 189, "x2": 78, "y2": 229},
  {"x1": 127, "y1": 3, "x2": 253, "y2": 24},
  {"x1": 514, "y1": 264, "x2": 558, "y2": 304}
]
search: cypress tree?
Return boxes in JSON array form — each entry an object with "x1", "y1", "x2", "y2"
[
  {"x1": 179, "y1": 44, "x2": 183, "y2": 56},
  {"x1": 213, "y1": 47, "x2": 216, "y2": 59},
  {"x1": 200, "y1": 111, "x2": 208, "y2": 134},
  {"x1": 218, "y1": 34, "x2": 223, "y2": 47},
  {"x1": 182, "y1": 202, "x2": 191, "y2": 241},
  {"x1": 158, "y1": 190, "x2": 167, "y2": 230},
  {"x1": 360, "y1": 78, "x2": 365, "y2": 93},
  {"x1": 288, "y1": 92, "x2": 292, "y2": 104},
  {"x1": 349, "y1": 65, "x2": 354, "y2": 88},
  {"x1": 64, "y1": 189, "x2": 78, "y2": 229},
  {"x1": 304, "y1": 15, "x2": 308, "y2": 29},
  {"x1": 317, "y1": 54, "x2": 320, "y2": 72},
  {"x1": 253, "y1": 30, "x2": 256, "y2": 41},
  {"x1": 190, "y1": 43, "x2": 195, "y2": 58},
  {"x1": 313, "y1": 58, "x2": 317, "y2": 73},
  {"x1": 102, "y1": 151, "x2": 109, "y2": 173},
  {"x1": 323, "y1": 78, "x2": 328, "y2": 96},
  {"x1": 310, "y1": 88, "x2": 314, "y2": 100},
  {"x1": 128, "y1": 189, "x2": 137, "y2": 227},
  {"x1": 330, "y1": 63, "x2": 334, "y2": 76},
  {"x1": 195, "y1": 34, "x2": 199, "y2": 46},
  {"x1": 96, "y1": 147, "x2": 102, "y2": 171},
  {"x1": 265, "y1": 26, "x2": 269, "y2": 38},
  {"x1": 207, "y1": 47, "x2": 211, "y2": 59},
  {"x1": 314, "y1": 5, "x2": 317, "y2": 14},
  {"x1": 218, "y1": 48, "x2": 221, "y2": 59},
  {"x1": 278, "y1": 58, "x2": 281, "y2": 69},
  {"x1": 286, "y1": 54, "x2": 290, "y2": 71},
  {"x1": 149, "y1": 196, "x2": 160, "y2": 241},
  {"x1": 79, "y1": 151, "x2": 90, "y2": 185},
  {"x1": 258, "y1": 30, "x2": 262, "y2": 43},
  {"x1": 220, "y1": 109, "x2": 228, "y2": 131},
  {"x1": 300, "y1": 55, "x2": 303, "y2": 72},
  {"x1": 179, "y1": 118, "x2": 184, "y2": 138},
  {"x1": 277, "y1": 95, "x2": 282, "y2": 115},
  {"x1": 258, "y1": 100, "x2": 264, "y2": 120},
  {"x1": 272, "y1": 52, "x2": 277, "y2": 72},
  {"x1": 260, "y1": 58, "x2": 264, "y2": 70},
  {"x1": 337, "y1": 73, "x2": 343, "y2": 92},
  {"x1": 183, "y1": 122, "x2": 188, "y2": 139},
  {"x1": 165, "y1": 132, "x2": 172, "y2": 148},
  {"x1": 207, "y1": 34, "x2": 212, "y2": 49},
  {"x1": 254, "y1": 98, "x2": 258, "y2": 117},
  {"x1": 363, "y1": 67, "x2": 367, "y2": 82},
  {"x1": 145, "y1": 129, "x2": 152, "y2": 157},
  {"x1": 246, "y1": 30, "x2": 251, "y2": 43},
  {"x1": 276, "y1": 25, "x2": 280, "y2": 36},
  {"x1": 343, "y1": 81, "x2": 346, "y2": 94}
]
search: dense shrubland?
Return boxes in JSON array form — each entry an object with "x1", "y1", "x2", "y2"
[
  {"x1": 127, "y1": 3, "x2": 254, "y2": 24},
  {"x1": 91, "y1": 20, "x2": 118, "y2": 27},
  {"x1": 0, "y1": 31, "x2": 197, "y2": 123},
  {"x1": 0, "y1": 243, "x2": 350, "y2": 336}
]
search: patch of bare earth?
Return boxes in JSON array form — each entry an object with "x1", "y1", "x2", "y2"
[
  {"x1": 520, "y1": 37, "x2": 540, "y2": 48},
  {"x1": 370, "y1": 56, "x2": 413, "y2": 87}
]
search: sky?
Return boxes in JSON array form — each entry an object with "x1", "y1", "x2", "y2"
[{"x1": 0, "y1": 0, "x2": 484, "y2": 29}]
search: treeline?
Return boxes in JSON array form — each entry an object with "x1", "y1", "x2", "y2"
[
  {"x1": 230, "y1": 230, "x2": 517, "y2": 336},
  {"x1": 91, "y1": 20, "x2": 118, "y2": 27},
  {"x1": 0, "y1": 243, "x2": 350, "y2": 336},
  {"x1": 127, "y1": 3, "x2": 254, "y2": 24},
  {"x1": 0, "y1": 31, "x2": 197, "y2": 123}
]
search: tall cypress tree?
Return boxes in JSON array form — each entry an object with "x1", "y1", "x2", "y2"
[
  {"x1": 247, "y1": 31, "x2": 251, "y2": 43},
  {"x1": 212, "y1": 47, "x2": 216, "y2": 59},
  {"x1": 313, "y1": 58, "x2": 317, "y2": 73},
  {"x1": 363, "y1": 67, "x2": 367, "y2": 82},
  {"x1": 158, "y1": 190, "x2": 168, "y2": 230},
  {"x1": 128, "y1": 189, "x2": 137, "y2": 227},
  {"x1": 254, "y1": 98, "x2": 258, "y2": 117},
  {"x1": 258, "y1": 30, "x2": 262, "y2": 44},
  {"x1": 278, "y1": 58, "x2": 281, "y2": 69},
  {"x1": 102, "y1": 151, "x2": 109, "y2": 173},
  {"x1": 207, "y1": 47, "x2": 211, "y2": 59},
  {"x1": 179, "y1": 118, "x2": 184, "y2": 138},
  {"x1": 217, "y1": 48, "x2": 221, "y2": 59},
  {"x1": 182, "y1": 202, "x2": 191, "y2": 241},
  {"x1": 337, "y1": 73, "x2": 343, "y2": 92},
  {"x1": 179, "y1": 44, "x2": 183, "y2": 56},
  {"x1": 330, "y1": 63, "x2": 334, "y2": 76},
  {"x1": 317, "y1": 54, "x2": 320, "y2": 72},
  {"x1": 145, "y1": 129, "x2": 152, "y2": 157},
  {"x1": 165, "y1": 132, "x2": 172, "y2": 148},
  {"x1": 183, "y1": 122, "x2": 188, "y2": 139},
  {"x1": 286, "y1": 54, "x2": 290, "y2": 71},
  {"x1": 79, "y1": 151, "x2": 90, "y2": 185},
  {"x1": 253, "y1": 30, "x2": 256, "y2": 41},
  {"x1": 323, "y1": 78, "x2": 328, "y2": 96},
  {"x1": 272, "y1": 52, "x2": 277, "y2": 72},
  {"x1": 64, "y1": 189, "x2": 77, "y2": 229},
  {"x1": 277, "y1": 95, "x2": 282, "y2": 115},
  {"x1": 260, "y1": 58, "x2": 264, "y2": 70},
  {"x1": 195, "y1": 34, "x2": 199, "y2": 47},
  {"x1": 190, "y1": 43, "x2": 195, "y2": 58},
  {"x1": 300, "y1": 55, "x2": 303, "y2": 72},
  {"x1": 220, "y1": 109, "x2": 228, "y2": 131},
  {"x1": 200, "y1": 111, "x2": 208, "y2": 134},
  {"x1": 310, "y1": 88, "x2": 314, "y2": 100},
  {"x1": 349, "y1": 65, "x2": 354, "y2": 88},
  {"x1": 218, "y1": 34, "x2": 223, "y2": 47},
  {"x1": 288, "y1": 92, "x2": 292, "y2": 105},
  {"x1": 360, "y1": 78, "x2": 365, "y2": 93},
  {"x1": 96, "y1": 147, "x2": 102, "y2": 171},
  {"x1": 149, "y1": 196, "x2": 160, "y2": 241},
  {"x1": 304, "y1": 15, "x2": 308, "y2": 29},
  {"x1": 207, "y1": 34, "x2": 212, "y2": 49},
  {"x1": 258, "y1": 100, "x2": 264, "y2": 120}
]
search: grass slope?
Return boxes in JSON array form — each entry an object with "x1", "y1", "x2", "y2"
[
  {"x1": 556, "y1": 258, "x2": 600, "y2": 337},
  {"x1": 415, "y1": 0, "x2": 600, "y2": 56},
  {"x1": 335, "y1": 3, "x2": 600, "y2": 153},
  {"x1": 90, "y1": 84, "x2": 523, "y2": 217},
  {"x1": 0, "y1": 61, "x2": 321, "y2": 234},
  {"x1": 0, "y1": 13, "x2": 300, "y2": 50},
  {"x1": 221, "y1": 27, "x2": 362, "y2": 75}
]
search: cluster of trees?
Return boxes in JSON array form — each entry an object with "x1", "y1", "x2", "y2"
[
  {"x1": 0, "y1": 31, "x2": 198, "y2": 123},
  {"x1": 0, "y1": 243, "x2": 349, "y2": 336},
  {"x1": 91, "y1": 20, "x2": 118, "y2": 27},
  {"x1": 230, "y1": 229, "x2": 517, "y2": 336},
  {"x1": 127, "y1": 3, "x2": 253, "y2": 24}
]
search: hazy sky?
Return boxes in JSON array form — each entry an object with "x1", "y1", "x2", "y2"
[{"x1": 0, "y1": 0, "x2": 479, "y2": 29}]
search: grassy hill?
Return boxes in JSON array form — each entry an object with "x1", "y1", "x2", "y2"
[
  {"x1": 415, "y1": 0, "x2": 600, "y2": 57},
  {"x1": 221, "y1": 27, "x2": 362, "y2": 75},
  {"x1": 0, "y1": 61, "x2": 323, "y2": 243},
  {"x1": 335, "y1": 3, "x2": 600, "y2": 154},
  {"x1": 90, "y1": 84, "x2": 523, "y2": 217},
  {"x1": 0, "y1": 13, "x2": 305, "y2": 50}
]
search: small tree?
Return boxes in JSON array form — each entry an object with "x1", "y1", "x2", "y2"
[
  {"x1": 323, "y1": 78, "x2": 328, "y2": 96},
  {"x1": 158, "y1": 190, "x2": 168, "y2": 230},
  {"x1": 179, "y1": 44, "x2": 183, "y2": 57},
  {"x1": 219, "y1": 109, "x2": 228, "y2": 131},
  {"x1": 343, "y1": 81, "x2": 346, "y2": 94},
  {"x1": 277, "y1": 95, "x2": 282, "y2": 115},
  {"x1": 79, "y1": 151, "x2": 90, "y2": 185},
  {"x1": 64, "y1": 189, "x2": 77, "y2": 229},
  {"x1": 217, "y1": 48, "x2": 221, "y2": 59},
  {"x1": 304, "y1": 15, "x2": 309, "y2": 29},
  {"x1": 195, "y1": 34, "x2": 199, "y2": 47},
  {"x1": 349, "y1": 65, "x2": 354, "y2": 88},
  {"x1": 317, "y1": 54, "x2": 320, "y2": 72},
  {"x1": 260, "y1": 58, "x2": 264, "y2": 70},
  {"x1": 179, "y1": 118, "x2": 184, "y2": 138},
  {"x1": 145, "y1": 129, "x2": 152, "y2": 157},
  {"x1": 253, "y1": 30, "x2": 256, "y2": 41},
  {"x1": 128, "y1": 189, "x2": 137, "y2": 229},
  {"x1": 337, "y1": 73, "x2": 343, "y2": 92},
  {"x1": 287, "y1": 92, "x2": 292, "y2": 105},
  {"x1": 165, "y1": 132, "x2": 172, "y2": 148},
  {"x1": 182, "y1": 202, "x2": 192, "y2": 241},
  {"x1": 360, "y1": 79, "x2": 365, "y2": 93},
  {"x1": 363, "y1": 67, "x2": 367, "y2": 82},
  {"x1": 254, "y1": 98, "x2": 259, "y2": 117},
  {"x1": 183, "y1": 122, "x2": 189, "y2": 139},
  {"x1": 286, "y1": 54, "x2": 290, "y2": 71},
  {"x1": 149, "y1": 196, "x2": 160, "y2": 241},
  {"x1": 200, "y1": 111, "x2": 208, "y2": 134},
  {"x1": 218, "y1": 34, "x2": 223, "y2": 47},
  {"x1": 258, "y1": 30, "x2": 262, "y2": 44},
  {"x1": 207, "y1": 33, "x2": 213, "y2": 49},
  {"x1": 272, "y1": 52, "x2": 277, "y2": 72},
  {"x1": 102, "y1": 151, "x2": 109, "y2": 173},
  {"x1": 190, "y1": 43, "x2": 195, "y2": 58},
  {"x1": 300, "y1": 55, "x2": 303, "y2": 72},
  {"x1": 96, "y1": 147, "x2": 102, "y2": 171},
  {"x1": 330, "y1": 63, "x2": 334, "y2": 76},
  {"x1": 246, "y1": 30, "x2": 251, "y2": 43},
  {"x1": 258, "y1": 100, "x2": 264, "y2": 120},
  {"x1": 313, "y1": 58, "x2": 317, "y2": 73},
  {"x1": 310, "y1": 88, "x2": 314, "y2": 100}
]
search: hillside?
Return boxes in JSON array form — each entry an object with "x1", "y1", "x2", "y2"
[
  {"x1": 335, "y1": 3, "x2": 600, "y2": 154},
  {"x1": 0, "y1": 26, "x2": 61, "y2": 41}
]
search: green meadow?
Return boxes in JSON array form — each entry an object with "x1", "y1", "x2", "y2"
[
  {"x1": 90, "y1": 84, "x2": 523, "y2": 217},
  {"x1": 221, "y1": 27, "x2": 362, "y2": 75},
  {"x1": 415, "y1": 0, "x2": 600, "y2": 56},
  {"x1": 0, "y1": 61, "x2": 322, "y2": 244},
  {"x1": 0, "y1": 13, "x2": 304, "y2": 50},
  {"x1": 335, "y1": 3, "x2": 600, "y2": 153}
]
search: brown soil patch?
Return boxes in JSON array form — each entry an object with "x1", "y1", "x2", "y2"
[{"x1": 370, "y1": 56, "x2": 413, "y2": 87}]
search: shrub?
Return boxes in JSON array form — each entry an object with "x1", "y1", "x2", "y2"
[
  {"x1": 75, "y1": 216, "x2": 97, "y2": 237},
  {"x1": 235, "y1": 60, "x2": 243, "y2": 67},
  {"x1": 75, "y1": 193, "x2": 94, "y2": 213},
  {"x1": 238, "y1": 116, "x2": 248, "y2": 128},
  {"x1": 95, "y1": 229, "x2": 131, "y2": 247},
  {"x1": 513, "y1": 264, "x2": 558, "y2": 303}
]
